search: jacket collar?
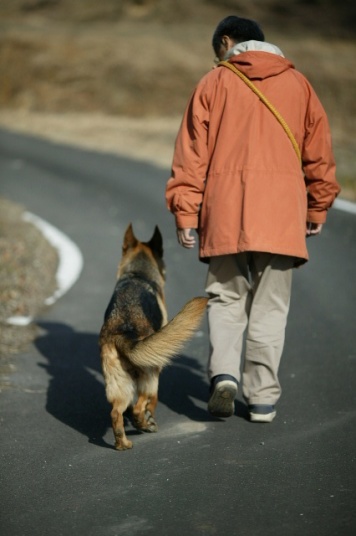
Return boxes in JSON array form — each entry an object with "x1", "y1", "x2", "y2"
[{"x1": 224, "y1": 40, "x2": 284, "y2": 59}]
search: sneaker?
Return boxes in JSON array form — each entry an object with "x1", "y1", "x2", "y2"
[
  {"x1": 208, "y1": 375, "x2": 238, "y2": 418},
  {"x1": 248, "y1": 404, "x2": 276, "y2": 423}
]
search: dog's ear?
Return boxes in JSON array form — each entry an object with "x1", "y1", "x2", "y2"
[
  {"x1": 122, "y1": 223, "x2": 138, "y2": 253},
  {"x1": 147, "y1": 226, "x2": 163, "y2": 258}
]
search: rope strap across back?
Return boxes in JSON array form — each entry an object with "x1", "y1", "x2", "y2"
[{"x1": 218, "y1": 60, "x2": 302, "y2": 165}]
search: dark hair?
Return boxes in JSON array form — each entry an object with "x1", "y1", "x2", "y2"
[{"x1": 212, "y1": 15, "x2": 265, "y2": 55}]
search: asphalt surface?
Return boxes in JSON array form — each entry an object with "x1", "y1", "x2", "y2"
[{"x1": 1, "y1": 128, "x2": 356, "y2": 536}]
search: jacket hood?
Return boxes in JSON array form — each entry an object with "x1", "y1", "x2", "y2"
[{"x1": 224, "y1": 40, "x2": 294, "y2": 80}]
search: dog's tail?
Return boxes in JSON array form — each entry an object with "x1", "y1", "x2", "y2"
[{"x1": 128, "y1": 296, "x2": 208, "y2": 368}]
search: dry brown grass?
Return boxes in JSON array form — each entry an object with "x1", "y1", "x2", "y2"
[
  {"x1": 0, "y1": 197, "x2": 58, "y2": 357},
  {"x1": 0, "y1": 1, "x2": 355, "y2": 198}
]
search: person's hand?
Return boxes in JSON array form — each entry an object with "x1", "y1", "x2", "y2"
[
  {"x1": 177, "y1": 228, "x2": 196, "y2": 248},
  {"x1": 306, "y1": 222, "x2": 323, "y2": 236}
]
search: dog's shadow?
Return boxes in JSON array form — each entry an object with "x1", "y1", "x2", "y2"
[
  {"x1": 35, "y1": 322, "x2": 232, "y2": 450},
  {"x1": 35, "y1": 322, "x2": 113, "y2": 449}
]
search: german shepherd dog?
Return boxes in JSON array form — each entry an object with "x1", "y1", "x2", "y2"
[{"x1": 99, "y1": 224, "x2": 207, "y2": 450}]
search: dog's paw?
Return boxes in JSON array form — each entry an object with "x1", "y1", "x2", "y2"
[
  {"x1": 115, "y1": 439, "x2": 133, "y2": 450},
  {"x1": 144, "y1": 421, "x2": 158, "y2": 433},
  {"x1": 143, "y1": 411, "x2": 158, "y2": 432},
  {"x1": 133, "y1": 411, "x2": 158, "y2": 432}
]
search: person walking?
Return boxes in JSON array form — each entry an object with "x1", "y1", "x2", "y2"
[{"x1": 165, "y1": 15, "x2": 340, "y2": 422}]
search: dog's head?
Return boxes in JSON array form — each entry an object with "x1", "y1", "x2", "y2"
[{"x1": 118, "y1": 224, "x2": 166, "y2": 281}]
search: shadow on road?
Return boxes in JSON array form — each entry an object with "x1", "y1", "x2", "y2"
[
  {"x1": 34, "y1": 322, "x2": 239, "y2": 449},
  {"x1": 35, "y1": 322, "x2": 114, "y2": 449},
  {"x1": 159, "y1": 355, "x2": 249, "y2": 422}
]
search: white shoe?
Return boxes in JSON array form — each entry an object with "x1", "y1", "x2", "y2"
[
  {"x1": 249, "y1": 404, "x2": 276, "y2": 423},
  {"x1": 208, "y1": 379, "x2": 238, "y2": 418}
]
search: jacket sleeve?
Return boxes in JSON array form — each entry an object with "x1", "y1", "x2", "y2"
[
  {"x1": 165, "y1": 81, "x2": 210, "y2": 229},
  {"x1": 302, "y1": 83, "x2": 341, "y2": 223}
]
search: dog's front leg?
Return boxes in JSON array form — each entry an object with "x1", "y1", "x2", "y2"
[{"x1": 111, "y1": 402, "x2": 133, "y2": 450}]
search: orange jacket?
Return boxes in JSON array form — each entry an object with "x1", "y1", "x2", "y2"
[{"x1": 166, "y1": 50, "x2": 340, "y2": 264}]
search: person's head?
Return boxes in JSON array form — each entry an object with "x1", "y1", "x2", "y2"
[{"x1": 212, "y1": 15, "x2": 265, "y2": 60}]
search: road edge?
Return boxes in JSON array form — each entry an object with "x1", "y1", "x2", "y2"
[{"x1": 6, "y1": 212, "x2": 84, "y2": 326}]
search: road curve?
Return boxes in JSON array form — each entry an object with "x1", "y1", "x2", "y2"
[{"x1": 0, "y1": 128, "x2": 356, "y2": 536}]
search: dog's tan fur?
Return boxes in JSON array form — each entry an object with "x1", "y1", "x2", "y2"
[{"x1": 99, "y1": 224, "x2": 207, "y2": 450}]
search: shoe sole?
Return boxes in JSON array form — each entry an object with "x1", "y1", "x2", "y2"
[
  {"x1": 249, "y1": 411, "x2": 276, "y2": 423},
  {"x1": 208, "y1": 381, "x2": 237, "y2": 418}
]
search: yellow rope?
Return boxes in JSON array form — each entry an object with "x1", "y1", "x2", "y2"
[{"x1": 218, "y1": 60, "x2": 302, "y2": 165}]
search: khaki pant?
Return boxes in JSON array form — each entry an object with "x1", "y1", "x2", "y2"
[{"x1": 205, "y1": 253, "x2": 294, "y2": 405}]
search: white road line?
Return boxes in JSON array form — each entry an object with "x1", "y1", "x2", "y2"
[
  {"x1": 333, "y1": 198, "x2": 356, "y2": 215},
  {"x1": 6, "y1": 212, "x2": 83, "y2": 326}
]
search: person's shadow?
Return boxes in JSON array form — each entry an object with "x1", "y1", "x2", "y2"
[{"x1": 35, "y1": 322, "x2": 247, "y2": 450}]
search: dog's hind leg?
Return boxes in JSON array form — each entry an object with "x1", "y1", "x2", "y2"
[
  {"x1": 111, "y1": 400, "x2": 133, "y2": 450},
  {"x1": 100, "y1": 343, "x2": 134, "y2": 450},
  {"x1": 132, "y1": 370, "x2": 159, "y2": 432},
  {"x1": 132, "y1": 393, "x2": 158, "y2": 432}
]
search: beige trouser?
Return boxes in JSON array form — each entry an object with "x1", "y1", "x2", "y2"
[{"x1": 205, "y1": 253, "x2": 294, "y2": 405}]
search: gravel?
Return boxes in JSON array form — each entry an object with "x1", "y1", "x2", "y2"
[{"x1": 0, "y1": 197, "x2": 59, "y2": 358}]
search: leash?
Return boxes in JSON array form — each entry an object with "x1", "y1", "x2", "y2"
[{"x1": 218, "y1": 60, "x2": 302, "y2": 165}]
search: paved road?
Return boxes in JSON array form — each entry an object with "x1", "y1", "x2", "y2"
[{"x1": 1, "y1": 128, "x2": 356, "y2": 536}]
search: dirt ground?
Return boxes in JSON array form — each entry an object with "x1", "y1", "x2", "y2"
[{"x1": 0, "y1": 1, "x2": 355, "y2": 197}]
